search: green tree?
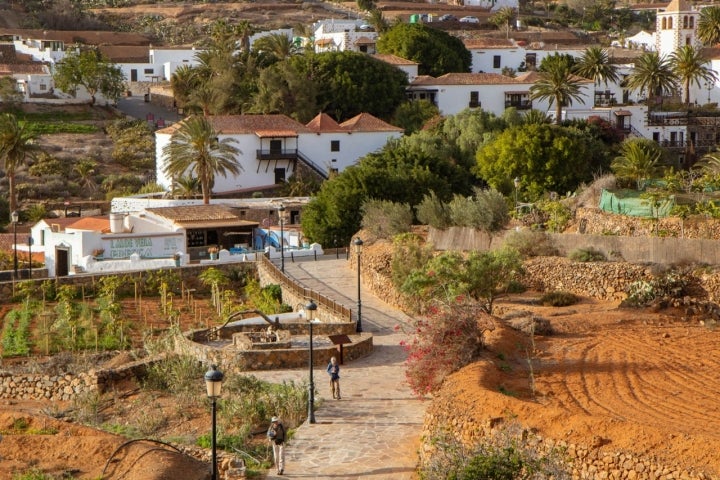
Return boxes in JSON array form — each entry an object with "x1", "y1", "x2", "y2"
[
  {"x1": 170, "y1": 64, "x2": 201, "y2": 112},
  {"x1": 248, "y1": 58, "x2": 319, "y2": 122},
  {"x1": 401, "y1": 248, "x2": 523, "y2": 314},
  {"x1": 311, "y1": 51, "x2": 409, "y2": 121},
  {"x1": 52, "y1": 48, "x2": 125, "y2": 104},
  {"x1": 625, "y1": 51, "x2": 676, "y2": 111},
  {"x1": 530, "y1": 54, "x2": 586, "y2": 125},
  {"x1": 573, "y1": 46, "x2": 620, "y2": 88},
  {"x1": 0, "y1": 113, "x2": 39, "y2": 212},
  {"x1": 106, "y1": 119, "x2": 155, "y2": 171},
  {"x1": 376, "y1": 23, "x2": 471, "y2": 76},
  {"x1": 161, "y1": 115, "x2": 243, "y2": 204},
  {"x1": 73, "y1": 159, "x2": 98, "y2": 193},
  {"x1": 391, "y1": 99, "x2": 439, "y2": 134},
  {"x1": 367, "y1": 9, "x2": 390, "y2": 33},
  {"x1": 698, "y1": 6, "x2": 720, "y2": 46},
  {"x1": 611, "y1": 138, "x2": 663, "y2": 190},
  {"x1": 475, "y1": 123, "x2": 610, "y2": 200},
  {"x1": 669, "y1": 45, "x2": 716, "y2": 105}
]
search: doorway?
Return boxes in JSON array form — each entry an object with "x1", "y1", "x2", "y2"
[{"x1": 55, "y1": 247, "x2": 69, "y2": 277}]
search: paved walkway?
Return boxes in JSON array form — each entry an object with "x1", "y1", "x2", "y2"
[{"x1": 252, "y1": 255, "x2": 426, "y2": 479}]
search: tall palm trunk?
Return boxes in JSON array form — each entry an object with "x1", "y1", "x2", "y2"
[{"x1": 555, "y1": 94, "x2": 563, "y2": 125}]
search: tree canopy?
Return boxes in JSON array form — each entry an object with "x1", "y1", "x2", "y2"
[
  {"x1": 376, "y1": 23, "x2": 472, "y2": 76},
  {"x1": 52, "y1": 48, "x2": 125, "y2": 104},
  {"x1": 474, "y1": 123, "x2": 611, "y2": 200}
]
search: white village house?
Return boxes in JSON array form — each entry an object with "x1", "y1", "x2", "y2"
[{"x1": 155, "y1": 113, "x2": 403, "y2": 195}]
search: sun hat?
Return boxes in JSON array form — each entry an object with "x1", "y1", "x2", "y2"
[{"x1": 271, "y1": 416, "x2": 279, "y2": 422}]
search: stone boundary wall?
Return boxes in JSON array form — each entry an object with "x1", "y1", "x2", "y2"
[
  {"x1": 175, "y1": 329, "x2": 373, "y2": 374},
  {"x1": 422, "y1": 399, "x2": 711, "y2": 480},
  {"x1": 0, "y1": 356, "x2": 162, "y2": 401}
]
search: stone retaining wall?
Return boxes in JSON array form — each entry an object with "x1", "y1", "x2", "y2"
[
  {"x1": 422, "y1": 397, "x2": 711, "y2": 480},
  {"x1": 0, "y1": 356, "x2": 160, "y2": 401},
  {"x1": 175, "y1": 329, "x2": 373, "y2": 374}
]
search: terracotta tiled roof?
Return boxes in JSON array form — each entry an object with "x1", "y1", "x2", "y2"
[
  {"x1": 339, "y1": 113, "x2": 403, "y2": 133},
  {"x1": 412, "y1": 72, "x2": 517, "y2": 86},
  {"x1": 67, "y1": 216, "x2": 111, "y2": 233},
  {"x1": 40, "y1": 217, "x2": 79, "y2": 232},
  {"x1": 98, "y1": 45, "x2": 149, "y2": 63},
  {"x1": 701, "y1": 47, "x2": 720, "y2": 60},
  {"x1": 156, "y1": 115, "x2": 312, "y2": 136},
  {"x1": 514, "y1": 71, "x2": 543, "y2": 83},
  {"x1": 371, "y1": 53, "x2": 418, "y2": 66},
  {"x1": 0, "y1": 44, "x2": 18, "y2": 63},
  {"x1": 306, "y1": 113, "x2": 344, "y2": 132},
  {"x1": 355, "y1": 36, "x2": 375, "y2": 45},
  {"x1": 464, "y1": 38, "x2": 515, "y2": 49},
  {"x1": 315, "y1": 38, "x2": 336, "y2": 46},
  {"x1": 664, "y1": 0, "x2": 690, "y2": 12},
  {"x1": 0, "y1": 28, "x2": 151, "y2": 46},
  {"x1": 0, "y1": 63, "x2": 48, "y2": 75},
  {"x1": 145, "y1": 205, "x2": 259, "y2": 228}
]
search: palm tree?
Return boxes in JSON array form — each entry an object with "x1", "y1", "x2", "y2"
[
  {"x1": 698, "y1": 6, "x2": 720, "y2": 46},
  {"x1": 162, "y1": 115, "x2": 243, "y2": 204},
  {"x1": 669, "y1": 45, "x2": 717, "y2": 105},
  {"x1": 522, "y1": 109, "x2": 553, "y2": 125},
  {"x1": 611, "y1": 139, "x2": 663, "y2": 190},
  {"x1": 0, "y1": 113, "x2": 38, "y2": 212},
  {"x1": 625, "y1": 52, "x2": 676, "y2": 112},
  {"x1": 695, "y1": 149, "x2": 720, "y2": 175},
  {"x1": 252, "y1": 33, "x2": 300, "y2": 62},
  {"x1": 170, "y1": 65, "x2": 201, "y2": 111},
  {"x1": 173, "y1": 175, "x2": 202, "y2": 199},
  {"x1": 490, "y1": 7, "x2": 515, "y2": 39},
  {"x1": 73, "y1": 159, "x2": 98, "y2": 193},
  {"x1": 573, "y1": 47, "x2": 620, "y2": 88},
  {"x1": 529, "y1": 55, "x2": 586, "y2": 125}
]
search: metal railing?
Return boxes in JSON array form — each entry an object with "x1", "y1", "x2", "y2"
[{"x1": 258, "y1": 254, "x2": 352, "y2": 321}]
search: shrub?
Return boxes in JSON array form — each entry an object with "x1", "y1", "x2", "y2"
[
  {"x1": 540, "y1": 291, "x2": 579, "y2": 307},
  {"x1": 420, "y1": 423, "x2": 569, "y2": 480},
  {"x1": 402, "y1": 303, "x2": 489, "y2": 395},
  {"x1": 360, "y1": 198, "x2": 413, "y2": 239},
  {"x1": 416, "y1": 190, "x2": 451, "y2": 229},
  {"x1": 622, "y1": 270, "x2": 689, "y2": 307},
  {"x1": 502, "y1": 229, "x2": 558, "y2": 257},
  {"x1": 568, "y1": 247, "x2": 606, "y2": 262},
  {"x1": 390, "y1": 233, "x2": 434, "y2": 290}
]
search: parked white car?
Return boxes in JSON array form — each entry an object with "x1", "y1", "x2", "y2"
[{"x1": 459, "y1": 16, "x2": 480, "y2": 23}]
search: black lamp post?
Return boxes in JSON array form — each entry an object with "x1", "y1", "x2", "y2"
[
  {"x1": 513, "y1": 177, "x2": 520, "y2": 213},
  {"x1": 278, "y1": 203, "x2": 285, "y2": 273},
  {"x1": 27, "y1": 235, "x2": 32, "y2": 280},
  {"x1": 353, "y1": 237, "x2": 363, "y2": 333},
  {"x1": 305, "y1": 300, "x2": 317, "y2": 424},
  {"x1": 204, "y1": 364, "x2": 224, "y2": 480},
  {"x1": 11, "y1": 211, "x2": 18, "y2": 280}
]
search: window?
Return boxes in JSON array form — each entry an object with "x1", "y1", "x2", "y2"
[
  {"x1": 493, "y1": 55, "x2": 501, "y2": 68},
  {"x1": 690, "y1": 17, "x2": 694, "y2": 28},
  {"x1": 662, "y1": 18, "x2": 667, "y2": 29},
  {"x1": 469, "y1": 91, "x2": 480, "y2": 108},
  {"x1": 331, "y1": 140, "x2": 340, "y2": 152},
  {"x1": 683, "y1": 16, "x2": 688, "y2": 29},
  {"x1": 39, "y1": 83, "x2": 47, "y2": 91},
  {"x1": 653, "y1": 132, "x2": 660, "y2": 142},
  {"x1": 668, "y1": 17, "x2": 673, "y2": 29},
  {"x1": 144, "y1": 68, "x2": 154, "y2": 74}
]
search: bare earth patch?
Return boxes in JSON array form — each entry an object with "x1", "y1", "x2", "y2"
[{"x1": 438, "y1": 295, "x2": 720, "y2": 477}]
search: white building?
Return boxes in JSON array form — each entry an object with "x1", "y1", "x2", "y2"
[
  {"x1": 313, "y1": 20, "x2": 378, "y2": 53},
  {"x1": 655, "y1": 0, "x2": 699, "y2": 58},
  {"x1": 407, "y1": 72, "x2": 594, "y2": 121},
  {"x1": 372, "y1": 53, "x2": 419, "y2": 82},
  {"x1": 155, "y1": 113, "x2": 403, "y2": 195},
  {"x1": 100, "y1": 46, "x2": 203, "y2": 83}
]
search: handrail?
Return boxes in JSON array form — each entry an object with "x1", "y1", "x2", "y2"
[
  {"x1": 258, "y1": 255, "x2": 352, "y2": 321},
  {"x1": 295, "y1": 150, "x2": 329, "y2": 180}
]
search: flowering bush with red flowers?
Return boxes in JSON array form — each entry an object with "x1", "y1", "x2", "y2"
[{"x1": 402, "y1": 302, "x2": 492, "y2": 396}]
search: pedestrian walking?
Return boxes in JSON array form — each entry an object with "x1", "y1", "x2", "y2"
[
  {"x1": 266, "y1": 416, "x2": 286, "y2": 474},
  {"x1": 326, "y1": 356, "x2": 341, "y2": 399}
]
